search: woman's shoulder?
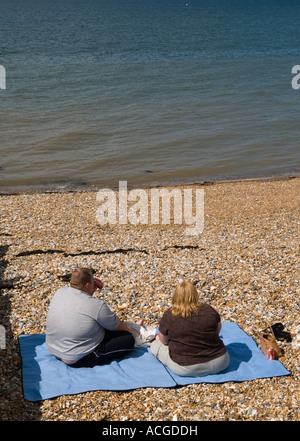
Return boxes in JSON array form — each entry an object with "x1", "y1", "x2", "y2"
[
  {"x1": 197, "y1": 303, "x2": 220, "y2": 317},
  {"x1": 199, "y1": 302, "x2": 213, "y2": 310}
]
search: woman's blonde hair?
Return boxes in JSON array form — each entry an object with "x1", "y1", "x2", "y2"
[{"x1": 171, "y1": 281, "x2": 201, "y2": 318}]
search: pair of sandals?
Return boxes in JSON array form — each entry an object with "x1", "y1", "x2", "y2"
[{"x1": 269, "y1": 323, "x2": 292, "y2": 342}]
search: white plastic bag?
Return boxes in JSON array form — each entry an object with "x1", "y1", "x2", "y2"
[{"x1": 126, "y1": 322, "x2": 157, "y2": 347}]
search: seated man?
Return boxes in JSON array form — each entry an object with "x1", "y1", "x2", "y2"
[{"x1": 46, "y1": 267, "x2": 136, "y2": 368}]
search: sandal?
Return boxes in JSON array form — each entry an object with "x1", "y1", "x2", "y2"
[
  {"x1": 271, "y1": 323, "x2": 292, "y2": 342},
  {"x1": 261, "y1": 323, "x2": 292, "y2": 342}
]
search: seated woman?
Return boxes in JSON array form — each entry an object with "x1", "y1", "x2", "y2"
[{"x1": 150, "y1": 281, "x2": 230, "y2": 377}]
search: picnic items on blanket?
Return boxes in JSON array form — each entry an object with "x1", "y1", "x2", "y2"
[
  {"x1": 259, "y1": 327, "x2": 282, "y2": 359},
  {"x1": 258, "y1": 323, "x2": 292, "y2": 359}
]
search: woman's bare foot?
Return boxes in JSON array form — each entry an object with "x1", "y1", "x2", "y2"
[{"x1": 136, "y1": 319, "x2": 144, "y2": 326}]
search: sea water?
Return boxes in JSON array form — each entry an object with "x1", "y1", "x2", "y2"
[{"x1": 0, "y1": 0, "x2": 300, "y2": 192}]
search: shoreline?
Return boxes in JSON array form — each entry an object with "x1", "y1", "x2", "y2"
[{"x1": 0, "y1": 171, "x2": 299, "y2": 195}]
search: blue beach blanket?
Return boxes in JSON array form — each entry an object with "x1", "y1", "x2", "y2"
[{"x1": 19, "y1": 322, "x2": 290, "y2": 401}]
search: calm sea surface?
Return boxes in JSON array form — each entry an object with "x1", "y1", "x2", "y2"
[{"x1": 0, "y1": 0, "x2": 300, "y2": 192}]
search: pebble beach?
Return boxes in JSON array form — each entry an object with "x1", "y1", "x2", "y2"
[{"x1": 0, "y1": 176, "x2": 299, "y2": 421}]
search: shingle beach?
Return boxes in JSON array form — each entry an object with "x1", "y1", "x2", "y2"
[{"x1": 0, "y1": 177, "x2": 299, "y2": 421}]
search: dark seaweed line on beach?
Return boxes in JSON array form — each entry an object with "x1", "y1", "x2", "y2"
[
  {"x1": 5, "y1": 245, "x2": 203, "y2": 285},
  {"x1": 15, "y1": 245, "x2": 202, "y2": 258},
  {"x1": 15, "y1": 248, "x2": 149, "y2": 257}
]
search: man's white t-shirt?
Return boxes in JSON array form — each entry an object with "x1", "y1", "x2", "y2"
[{"x1": 46, "y1": 286, "x2": 120, "y2": 361}]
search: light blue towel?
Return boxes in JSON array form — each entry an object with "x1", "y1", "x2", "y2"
[{"x1": 19, "y1": 322, "x2": 290, "y2": 401}]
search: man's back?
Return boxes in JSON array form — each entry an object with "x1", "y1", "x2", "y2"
[{"x1": 46, "y1": 286, "x2": 119, "y2": 361}]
